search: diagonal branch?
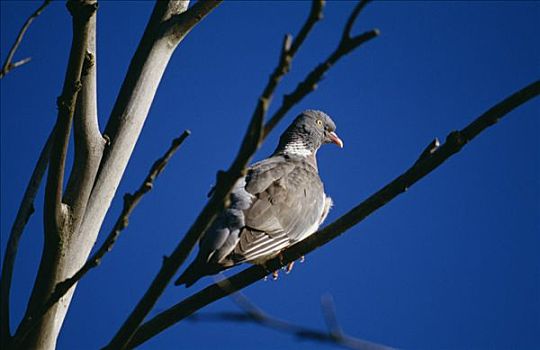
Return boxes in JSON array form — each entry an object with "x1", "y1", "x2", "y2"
[
  {"x1": 0, "y1": 0, "x2": 51, "y2": 79},
  {"x1": 263, "y1": 0, "x2": 378, "y2": 139},
  {"x1": 11, "y1": 130, "x2": 191, "y2": 346},
  {"x1": 128, "y1": 79, "x2": 540, "y2": 348},
  {"x1": 102, "y1": 2, "x2": 325, "y2": 349},
  {"x1": 252, "y1": 0, "x2": 325, "y2": 136},
  {"x1": 0, "y1": 131, "x2": 52, "y2": 344},
  {"x1": 187, "y1": 292, "x2": 394, "y2": 350}
]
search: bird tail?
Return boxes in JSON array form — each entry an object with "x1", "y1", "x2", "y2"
[
  {"x1": 175, "y1": 260, "x2": 204, "y2": 287},
  {"x1": 175, "y1": 259, "x2": 223, "y2": 287}
]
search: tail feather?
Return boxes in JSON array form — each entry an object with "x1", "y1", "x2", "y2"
[
  {"x1": 175, "y1": 259, "x2": 224, "y2": 287},
  {"x1": 175, "y1": 261, "x2": 204, "y2": 287}
]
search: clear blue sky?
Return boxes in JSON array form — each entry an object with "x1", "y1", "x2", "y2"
[{"x1": 1, "y1": 1, "x2": 539, "y2": 349}]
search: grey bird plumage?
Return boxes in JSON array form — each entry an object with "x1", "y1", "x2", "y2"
[{"x1": 175, "y1": 110, "x2": 343, "y2": 287}]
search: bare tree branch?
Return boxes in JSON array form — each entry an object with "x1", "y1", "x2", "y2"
[
  {"x1": 102, "y1": 2, "x2": 327, "y2": 348},
  {"x1": 16, "y1": 1, "x2": 221, "y2": 348},
  {"x1": 188, "y1": 292, "x2": 393, "y2": 350},
  {"x1": 43, "y1": 0, "x2": 96, "y2": 240},
  {"x1": 11, "y1": 2, "x2": 97, "y2": 349},
  {"x1": 64, "y1": 9, "x2": 106, "y2": 232},
  {"x1": 263, "y1": 0, "x2": 379, "y2": 138},
  {"x1": 165, "y1": 0, "x2": 225, "y2": 43},
  {"x1": 0, "y1": 0, "x2": 51, "y2": 79},
  {"x1": 128, "y1": 79, "x2": 540, "y2": 348},
  {"x1": 11, "y1": 130, "x2": 191, "y2": 347},
  {"x1": 342, "y1": 0, "x2": 370, "y2": 42},
  {"x1": 0, "y1": 131, "x2": 52, "y2": 345}
]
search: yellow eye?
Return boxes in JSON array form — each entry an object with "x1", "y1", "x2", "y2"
[{"x1": 316, "y1": 119, "x2": 323, "y2": 127}]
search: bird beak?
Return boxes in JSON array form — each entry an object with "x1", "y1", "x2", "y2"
[{"x1": 328, "y1": 131, "x2": 344, "y2": 148}]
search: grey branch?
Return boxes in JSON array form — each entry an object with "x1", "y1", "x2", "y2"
[
  {"x1": 11, "y1": 2, "x2": 97, "y2": 349},
  {"x1": 0, "y1": 0, "x2": 51, "y2": 79},
  {"x1": 101, "y1": 2, "x2": 326, "y2": 349},
  {"x1": 263, "y1": 0, "x2": 379, "y2": 138},
  {"x1": 127, "y1": 80, "x2": 540, "y2": 348},
  {"x1": 188, "y1": 291, "x2": 394, "y2": 350},
  {"x1": 43, "y1": 0, "x2": 97, "y2": 239},
  {"x1": 246, "y1": 0, "x2": 325, "y2": 150},
  {"x1": 41, "y1": 1, "x2": 220, "y2": 349},
  {"x1": 0, "y1": 131, "x2": 52, "y2": 345},
  {"x1": 12, "y1": 130, "x2": 190, "y2": 346},
  {"x1": 64, "y1": 9, "x2": 106, "y2": 236}
]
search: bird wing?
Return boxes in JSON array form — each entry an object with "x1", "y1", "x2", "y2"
[{"x1": 232, "y1": 155, "x2": 326, "y2": 263}]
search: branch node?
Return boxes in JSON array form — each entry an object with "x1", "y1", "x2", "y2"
[
  {"x1": 67, "y1": 0, "x2": 98, "y2": 21},
  {"x1": 414, "y1": 137, "x2": 441, "y2": 165},
  {"x1": 282, "y1": 34, "x2": 293, "y2": 55},
  {"x1": 446, "y1": 130, "x2": 466, "y2": 148},
  {"x1": 82, "y1": 51, "x2": 94, "y2": 76},
  {"x1": 143, "y1": 182, "x2": 153, "y2": 191},
  {"x1": 123, "y1": 193, "x2": 134, "y2": 205}
]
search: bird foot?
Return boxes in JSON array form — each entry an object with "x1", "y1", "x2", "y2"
[
  {"x1": 300, "y1": 255, "x2": 305, "y2": 263},
  {"x1": 284, "y1": 261, "x2": 295, "y2": 274},
  {"x1": 272, "y1": 270, "x2": 279, "y2": 280}
]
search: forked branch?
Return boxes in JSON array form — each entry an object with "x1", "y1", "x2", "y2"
[
  {"x1": 103, "y1": 2, "x2": 327, "y2": 349},
  {"x1": 128, "y1": 80, "x2": 540, "y2": 348},
  {"x1": 12, "y1": 131, "x2": 191, "y2": 345},
  {"x1": 9, "y1": 2, "x2": 98, "y2": 349},
  {"x1": 44, "y1": 0, "x2": 97, "y2": 238},
  {"x1": 105, "y1": 2, "x2": 378, "y2": 348},
  {"x1": 0, "y1": 132, "x2": 52, "y2": 344},
  {"x1": 0, "y1": 0, "x2": 51, "y2": 79},
  {"x1": 263, "y1": 0, "x2": 379, "y2": 138}
]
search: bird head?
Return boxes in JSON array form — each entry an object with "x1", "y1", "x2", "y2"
[{"x1": 275, "y1": 110, "x2": 343, "y2": 157}]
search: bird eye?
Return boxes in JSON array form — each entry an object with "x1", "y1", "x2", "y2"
[{"x1": 316, "y1": 119, "x2": 323, "y2": 127}]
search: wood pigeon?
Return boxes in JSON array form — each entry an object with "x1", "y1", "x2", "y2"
[{"x1": 175, "y1": 110, "x2": 343, "y2": 287}]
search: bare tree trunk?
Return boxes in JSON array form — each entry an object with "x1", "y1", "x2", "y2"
[{"x1": 9, "y1": 1, "x2": 221, "y2": 349}]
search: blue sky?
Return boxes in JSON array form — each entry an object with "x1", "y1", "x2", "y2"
[{"x1": 1, "y1": 1, "x2": 539, "y2": 349}]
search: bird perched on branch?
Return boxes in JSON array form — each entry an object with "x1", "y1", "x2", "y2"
[{"x1": 175, "y1": 110, "x2": 343, "y2": 287}]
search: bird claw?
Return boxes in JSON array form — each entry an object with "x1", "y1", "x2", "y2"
[
  {"x1": 272, "y1": 270, "x2": 279, "y2": 280},
  {"x1": 300, "y1": 255, "x2": 305, "y2": 263},
  {"x1": 285, "y1": 261, "x2": 295, "y2": 274}
]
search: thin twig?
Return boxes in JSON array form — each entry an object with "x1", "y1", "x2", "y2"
[
  {"x1": 263, "y1": 0, "x2": 378, "y2": 139},
  {"x1": 0, "y1": 131, "x2": 52, "y2": 345},
  {"x1": 0, "y1": 0, "x2": 51, "y2": 79},
  {"x1": 342, "y1": 0, "x2": 370, "y2": 42},
  {"x1": 103, "y1": 2, "x2": 325, "y2": 349},
  {"x1": 187, "y1": 292, "x2": 393, "y2": 350},
  {"x1": 128, "y1": 80, "x2": 540, "y2": 348},
  {"x1": 252, "y1": 0, "x2": 325, "y2": 135},
  {"x1": 12, "y1": 130, "x2": 191, "y2": 347}
]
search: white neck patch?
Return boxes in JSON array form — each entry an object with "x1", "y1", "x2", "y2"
[{"x1": 283, "y1": 140, "x2": 312, "y2": 157}]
